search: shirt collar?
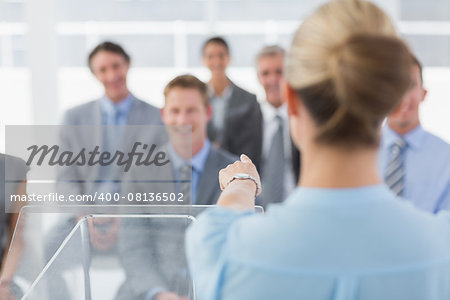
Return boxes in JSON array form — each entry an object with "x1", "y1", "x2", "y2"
[
  {"x1": 191, "y1": 139, "x2": 211, "y2": 172},
  {"x1": 261, "y1": 101, "x2": 288, "y2": 122},
  {"x1": 101, "y1": 93, "x2": 135, "y2": 116},
  {"x1": 382, "y1": 124, "x2": 425, "y2": 150},
  {"x1": 284, "y1": 184, "x2": 392, "y2": 208},
  {"x1": 207, "y1": 82, "x2": 233, "y2": 101},
  {"x1": 167, "y1": 139, "x2": 211, "y2": 173}
]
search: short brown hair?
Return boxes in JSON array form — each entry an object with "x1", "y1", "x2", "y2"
[
  {"x1": 164, "y1": 74, "x2": 209, "y2": 107},
  {"x1": 411, "y1": 54, "x2": 423, "y2": 85},
  {"x1": 88, "y1": 41, "x2": 130, "y2": 71}
]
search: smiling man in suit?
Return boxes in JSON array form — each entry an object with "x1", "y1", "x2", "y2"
[
  {"x1": 51, "y1": 41, "x2": 164, "y2": 251},
  {"x1": 160, "y1": 74, "x2": 237, "y2": 205},
  {"x1": 60, "y1": 41, "x2": 163, "y2": 196},
  {"x1": 116, "y1": 74, "x2": 237, "y2": 300},
  {"x1": 44, "y1": 41, "x2": 165, "y2": 299}
]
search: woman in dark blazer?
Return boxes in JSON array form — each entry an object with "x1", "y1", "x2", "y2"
[{"x1": 202, "y1": 36, "x2": 263, "y2": 170}]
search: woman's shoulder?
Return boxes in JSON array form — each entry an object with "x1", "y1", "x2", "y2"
[{"x1": 225, "y1": 188, "x2": 450, "y2": 269}]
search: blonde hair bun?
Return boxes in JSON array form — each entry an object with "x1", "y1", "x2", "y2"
[{"x1": 286, "y1": 0, "x2": 412, "y2": 147}]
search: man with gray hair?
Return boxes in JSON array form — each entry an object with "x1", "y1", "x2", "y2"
[{"x1": 255, "y1": 45, "x2": 300, "y2": 208}]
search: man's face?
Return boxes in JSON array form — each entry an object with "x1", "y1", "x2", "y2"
[
  {"x1": 90, "y1": 51, "x2": 129, "y2": 101},
  {"x1": 202, "y1": 43, "x2": 230, "y2": 76},
  {"x1": 388, "y1": 65, "x2": 427, "y2": 132},
  {"x1": 162, "y1": 87, "x2": 211, "y2": 151},
  {"x1": 257, "y1": 54, "x2": 284, "y2": 108}
]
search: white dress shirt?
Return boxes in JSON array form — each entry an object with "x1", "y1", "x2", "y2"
[{"x1": 261, "y1": 101, "x2": 296, "y2": 197}]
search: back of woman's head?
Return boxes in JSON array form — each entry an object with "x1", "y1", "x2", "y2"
[{"x1": 286, "y1": 0, "x2": 412, "y2": 147}]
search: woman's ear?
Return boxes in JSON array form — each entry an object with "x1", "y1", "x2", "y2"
[{"x1": 285, "y1": 83, "x2": 300, "y2": 118}]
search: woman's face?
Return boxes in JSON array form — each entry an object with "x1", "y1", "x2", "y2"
[{"x1": 202, "y1": 43, "x2": 230, "y2": 77}]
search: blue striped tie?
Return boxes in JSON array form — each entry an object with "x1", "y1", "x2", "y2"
[{"x1": 385, "y1": 138, "x2": 407, "y2": 197}]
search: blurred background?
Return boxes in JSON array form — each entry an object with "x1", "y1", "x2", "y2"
[{"x1": 1, "y1": 0, "x2": 450, "y2": 151}]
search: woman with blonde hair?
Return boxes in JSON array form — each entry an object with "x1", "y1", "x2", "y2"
[{"x1": 186, "y1": 0, "x2": 450, "y2": 299}]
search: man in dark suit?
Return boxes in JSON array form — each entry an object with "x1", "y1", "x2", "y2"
[
  {"x1": 202, "y1": 36, "x2": 263, "y2": 170},
  {"x1": 117, "y1": 75, "x2": 236, "y2": 300},
  {"x1": 255, "y1": 45, "x2": 300, "y2": 208}
]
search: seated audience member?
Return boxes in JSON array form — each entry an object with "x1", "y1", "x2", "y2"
[
  {"x1": 116, "y1": 75, "x2": 236, "y2": 300},
  {"x1": 255, "y1": 45, "x2": 300, "y2": 207},
  {"x1": 0, "y1": 154, "x2": 28, "y2": 299},
  {"x1": 378, "y1": 55, "x2": 450, "y2": 213},
  {"x1": 186, "y1": 1, "x2": 450, "y2": 299},
  {"x1": 202, "y1": 37, "x2": 263, "y2": 170}
]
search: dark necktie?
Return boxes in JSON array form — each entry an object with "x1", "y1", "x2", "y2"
[{"x1": 261, "y1": 115, "x2": 285, "y2": 207}]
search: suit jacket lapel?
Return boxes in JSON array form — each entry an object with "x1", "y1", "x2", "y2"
[
  {"x1": 221, "y1": 81, "x2": 242, "y2": 143},
  {"x1": 226, "y1": 81, "x2": 241, "y2": 110}
]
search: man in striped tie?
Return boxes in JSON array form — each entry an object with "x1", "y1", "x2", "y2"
[{"x1": 378, "y1": 54, "x2": 450, "y2": 213}]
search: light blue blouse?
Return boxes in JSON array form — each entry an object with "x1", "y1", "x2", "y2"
[{"x1": 186, "y1": 184, "x2": 450, "y2": 300}]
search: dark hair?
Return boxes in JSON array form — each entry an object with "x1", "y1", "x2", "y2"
[
  {"x1": 88, "y1": 41, "x2": 130, "y2": 71},
  {"x1": 202, "y1": 36, "x2": 229, "y2": 55},
  {"x1": 164, "y1": 74, "x2": 209, "y2": 107},
  {"x1": 411, "y1": 54, "x2": 423, "y2": 85}
]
